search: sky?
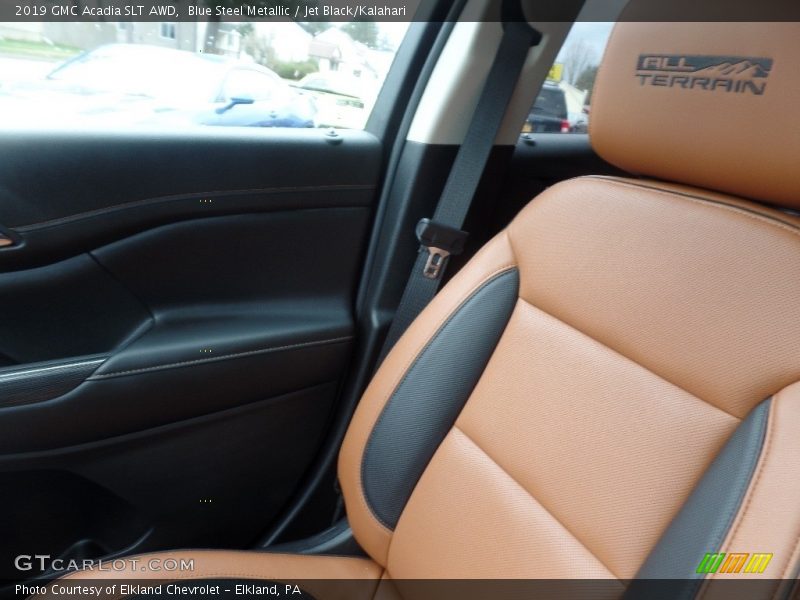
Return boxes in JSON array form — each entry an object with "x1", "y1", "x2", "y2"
[
  {"x1": 375, "y1": 22, "x2": 411, "y2": 51},
  {"x1": 555, "y1": 21, "x2": 615, "y2": 66},
  {"x1": 375, "y1": 21, "x2": 615, "y2": 64}
]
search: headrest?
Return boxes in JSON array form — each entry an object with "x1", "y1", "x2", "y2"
[{"x1": 590, "y1": 21, "x2": 800, "y2": 209}]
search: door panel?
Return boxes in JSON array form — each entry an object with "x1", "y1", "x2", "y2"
[
  {"x1": 2, "y1": 382, "x2": 338, "y2": 568},
  {"x1": 0, "y1": 130, "x2": 377, "y2": 270},
  {"x1": 0, "y1": 129, "x2": 380, "y2": 585},
  {"x1": 0, "y1": 254, "x2": 150, "y2": 363}
]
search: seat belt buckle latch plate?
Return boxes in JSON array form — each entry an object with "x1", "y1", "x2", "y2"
[{"x1": 415, "y1": 218, "x2": 469, "y2": 280}]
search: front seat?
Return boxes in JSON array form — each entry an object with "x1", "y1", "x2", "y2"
[{"x1": 53, "y1": 18, "x2": 800, "y2": 600}]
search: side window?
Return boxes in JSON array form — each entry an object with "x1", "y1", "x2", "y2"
[
  {"x1": 221, "y1": 69, "x2": 279, "y2": 101},
  {"x1": 159, "y1": 22, "x2": 177, "y2": 40},
  {"x1": 524, "y1": 22, "x2": 614, "y2": 134},
  {"x1": 0, "y1": 19, "x2": 409, "y2": 130}
]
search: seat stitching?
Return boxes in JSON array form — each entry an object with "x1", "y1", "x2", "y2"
[
  {"x1": 777, "y1": 392, "x2": 800, "y2": 580},
  {"x1": 355, "y1": 263, "x2": 518, "y2": 540},
  {"x1": 712, "y1": 401, "x2": 775, "y2": 551},
  {"x1": 781, "y1": 533, "x2": 800, "y2": 580},
  {"x1": 695, "y1": 398, "x2": 778, "y2": 600},
  {"x1": 376, "y1": 263, "x2": 518, "y2": 418},
  {"x1": 585, "y1": 176, "x2": 800, "y2": 238},
  {"x1": 363, "y1": 266, "x2": 518, "y2": 526},
  {"x1": 453, "y1": 425, "x2": 623, "y2": 581},
  {"x1": 517, "y1": 297, "x2": 740, "y2": 420}
]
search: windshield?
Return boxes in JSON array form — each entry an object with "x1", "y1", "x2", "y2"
[{"x1": 48, "y1": 45, "x2": 225, "y2": 102}]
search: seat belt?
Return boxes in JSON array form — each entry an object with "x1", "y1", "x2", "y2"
[{"x1": 378, "y1": 7, "x2": 541, "y2": 363}]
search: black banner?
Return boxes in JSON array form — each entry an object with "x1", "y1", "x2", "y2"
[
  {"x1": 3, "y1": 578, "x2": 800, "y2": 600},
  {"x1": 1, "y1": 0, "x2": 800, "y2": 23}
]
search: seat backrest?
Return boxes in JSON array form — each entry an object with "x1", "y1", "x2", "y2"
[{"x1": 337, "y1": 16, "x2": 800, "y2": 590}]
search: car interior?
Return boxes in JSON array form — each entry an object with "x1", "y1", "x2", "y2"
[{"x1": 0, "y1": 0, "x2": 798, "y2": 599}]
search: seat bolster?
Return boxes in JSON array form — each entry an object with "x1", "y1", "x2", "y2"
[
  {"x1": 338, "y1": 230, "x2": 517, "y2": 566},
  {"x1": 703, "y1": 381, "x2": 800, "y2": 585}
]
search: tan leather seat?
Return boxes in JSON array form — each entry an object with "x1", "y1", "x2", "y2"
[{"x1": 54, "y1": 18, "x2": 800, "y2": 600}]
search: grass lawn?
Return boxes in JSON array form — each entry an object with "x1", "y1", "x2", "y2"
[{"x1": 0, "y1": 38, "x2": 81, "y2": 61}]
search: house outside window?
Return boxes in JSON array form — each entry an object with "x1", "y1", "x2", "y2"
[{"x1": 160, "y1": 22, "x2": 176, "y2": 40}]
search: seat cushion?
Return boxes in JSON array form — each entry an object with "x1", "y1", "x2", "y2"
[
  {"x1": 45, "y1": 175, "x2": 800, "y2": 597},
  {"x1": 339, "y1": 176, "x2": 800, "y2": 583}
]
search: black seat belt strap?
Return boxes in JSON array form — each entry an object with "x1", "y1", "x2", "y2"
[{"x1": 378, "y1": 8, "x2": 540, "y2": 363}]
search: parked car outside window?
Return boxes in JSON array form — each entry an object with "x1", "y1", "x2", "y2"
[
  {"x1": 522, "y1": 22, "x2": 613, "y2": 134},
  {"x1": 294, "y1": 71, "x2": 379, "y2": 129},
  {"x1": 0, "y1": 20, "x2": 409, "y2": 130},
  {"x1": 524, "y1": 82, "x2": 570, "y2": 133}
]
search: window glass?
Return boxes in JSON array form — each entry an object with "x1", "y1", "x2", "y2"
[
  {"x1": 160, "y1": 22, "x2": 177, "y2": 40},
  {"x1": 0, "y1": 20, "x2": 409, "y2": 130},
  {"x1": 221, "y1": 69, "x2": 279, "y2": 101},
  {"x1": 523, "y1": 22, "x2": 614, "y2": 134}
]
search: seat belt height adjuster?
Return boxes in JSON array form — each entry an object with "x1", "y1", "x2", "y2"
[{"x1": 415, "y1": 218, "x2": 469, "y2": 280}]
